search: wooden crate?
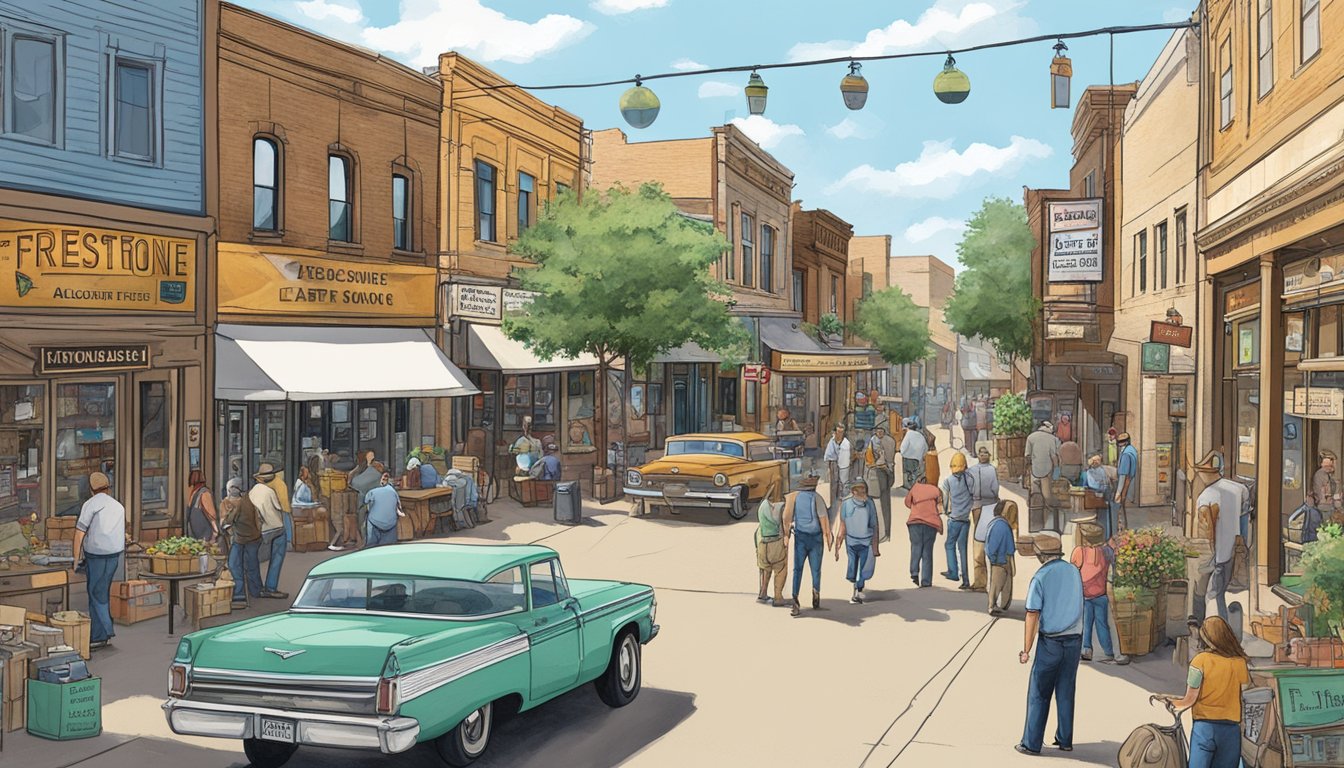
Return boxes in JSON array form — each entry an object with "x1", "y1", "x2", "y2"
[
  {"x1": 329, "y1": 490, "x2": 358, "y2": 518},
  {"x1": 1115, "y1": 613, "x2": 1157, "y2": 657},
  {"x1": 48, "y1": 612, "x2": 89, "y2": 661},
  {"x1": 183, "y1": 584, "x2": 232, "y2": 625},
  {"x1": 397, "y1": 515, "x2": 415, "y2": 541},
  {"x1": 291, "y1": 519, "x2": 330, "y2": 552},
  {"x1": 149, "y1": 554, "x2": 194, "y2": 576},
  {"x1": 111, "y1": 588, "x2": 167, "y2": 626},
  {"x1": 1, "y1": 642, "x2": 36, "y2": 702},
  {"x1": 318, "y1": 469, "x2": 348, "y2": 496},
  {"x1": 3, "y1": 693, "x2": 23, "y2": 733},
  {"x1": 1287, "y1": 637, "x2": 1344, "y2": 668}
]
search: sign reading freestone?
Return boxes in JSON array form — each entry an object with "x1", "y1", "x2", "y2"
[
  {"x1": 38, "y1": 344, "x2": 151, "y2": 375},
  {"x1": 1046, "y1": 199, "x2": 1103, "y2": 283}
]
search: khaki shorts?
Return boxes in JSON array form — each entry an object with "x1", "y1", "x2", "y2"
[{"x1": 756, "y1": 537, "x2": 787, "y2": 571}]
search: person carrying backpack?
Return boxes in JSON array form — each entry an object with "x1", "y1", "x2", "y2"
[
  {"x1": 1069, "y1": 522, "x2": 1128, "y2": 664},
  {"x1": 783, "y1": 474, "x2": 833, "y2": 617}
]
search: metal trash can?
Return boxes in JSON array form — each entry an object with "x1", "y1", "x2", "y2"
[{"x1": 554, "y1": 481, "x2": 581, "y2": 525}]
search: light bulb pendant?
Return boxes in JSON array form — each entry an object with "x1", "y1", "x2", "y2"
[
  {"x1": 840, "y1": 61, "x2": 868, "y2": 110},
  {"x1": 745, "y1": 71, "x2": 768, "y2": 115}
]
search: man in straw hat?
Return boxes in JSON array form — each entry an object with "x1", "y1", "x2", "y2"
[
  {"x1": 74, "y1": 471, "x2": 124, "y2": 651},
  {"x1": 1191, "y1": 450, "x2": 1249, "y2": 624},
  {"x1": 1069, "y1": 522, "x2": 1127, "y2": 664},
  {"x1": 783, "y1": 472, "x2": 832, "y2": 617},
  {"x1": 1017, "y1": 532, "x2": 1084, "y2": 755},
  {"x1": 250, "y1": 463, "x2": 290, "y2": 599}
]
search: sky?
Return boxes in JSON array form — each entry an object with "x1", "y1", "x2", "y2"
[{"x1": 234, "y1": 0, "x2": 1195, "y2": 269}]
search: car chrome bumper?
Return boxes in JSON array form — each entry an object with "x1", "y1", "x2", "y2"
[
  {"x1": 624, "y1": 487, "x2": 738, "y2": 506},
  {"x1": 163, "y1": 698, "x2": 420, "y2": 754}
]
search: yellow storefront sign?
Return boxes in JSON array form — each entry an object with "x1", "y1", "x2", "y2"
[
  {"x1": 218, "y1": 244, "x2": 436, "y2": 321},
  {"x1": 772, "y1": 352, "x2": 873, "y2": 372},
  {"x1": 0, "y1": 219, "x2": 196, "y2": 311}
]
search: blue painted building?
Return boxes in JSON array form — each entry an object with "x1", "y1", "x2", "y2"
[{"x1": 0, "y1": 0, "x2": 217, "y2": 541}]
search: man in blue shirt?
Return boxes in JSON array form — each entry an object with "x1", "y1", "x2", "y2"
[
  {"x1": 1115, "y1": 432, "x2": 1139, "y2": 531},
  {"x1": 1017, "y1": 533, "x2": 1084, "y2": 756},
  {"x1": 363, "y1": 472, "x2": 403, "y2": 548},
  {"x1": 536, "y1": 443, "x2": 563, "y2": 481},
  {"x1": 984, "y1": 501, "x2": 1017, "y2": 615},
  {"x1": 835, "y1": 479, "x2": 880, "y2": 604}
]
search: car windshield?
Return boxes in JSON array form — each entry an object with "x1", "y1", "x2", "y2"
[
  {"x1": 294, "y1": 569, "x2": 527, "y2": 618},
  {"x1": 665, "y1": 440, "x2": 745, "y2": 458}
]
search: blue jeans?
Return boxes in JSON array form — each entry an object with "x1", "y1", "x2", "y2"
[
  {"x1": 908, "y1": 523, "x2": 937, "y2": 586},
  {"x1": 792, "y1": 531, "x2": 824, "y2": 597},
  {"x1": 84, "y1": 552, "x2": 120, "y2": 643},
  {"x1": 1103, "y1": 501, "x2": 1118, "y2": 542},
  {"x1": 366, "y1": 523, "x2": 398, "y2": 548},
  {"x1": 1083, "y1": 595, "x2": 1115, "y2": 657},
  {"x1": 1189, "y1": 720, "x2": 1241, "y2": 768},
  {"x1": 263, "y1": 528, "x2": 287, "y2": 591},
  {"x1": 846, "y1": 542, "x2": 871, "y2": 592},
  {"x1": 229, "y1": 540, "x2": 262, "y2": 601},
  {"x1": 1022, "y1": 633, "x2": 1081, "y2": 752},
  {"x1": 945, "y1": 518, "x2": 970, "y2": 583}
]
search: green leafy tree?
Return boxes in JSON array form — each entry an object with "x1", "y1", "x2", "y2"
[
  {"x1": 851, "y1": 287, "x2": 933, "y2": 366},
  {"x1": 944, "y1": 197, "x2": 1037, "y2": 363},
  {"x1": 504, "y1": 183, "x2": 750, "y2": 467}
]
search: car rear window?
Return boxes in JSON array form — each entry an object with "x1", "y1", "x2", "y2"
[
  {"x1": 665, "y1": 440, "x2": 745, "y2": 458},
  {"x1": 294, "y1": 569, "x2": 527, "y2": 618}
]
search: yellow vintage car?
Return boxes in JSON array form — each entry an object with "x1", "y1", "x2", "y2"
[{"x1": 624, "y1": 432, "x2": 788, "y2": 519}]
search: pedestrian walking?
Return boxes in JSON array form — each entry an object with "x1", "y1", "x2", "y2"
[
  {"x1": 905, "y1": 475, "x2": 943, "y2": 588},
  {"x1": 1152, "y1": 616, "x2": 1250, "y2": 768},
  {"x1": 755, "y1": 480, "x2": 788, "y2": 606},
  {"x1": 222, "y1": 477, "x2": 263, "y2": 610},
  {"x1": 866, "y1": 424, "x2": 897, "y2": 541},
  {"x1": 1115, "y1": 432, "x2": 1139, "y2": 531},
  {"x1": 1105, "y1": 428, "x2": 1119, "y2": 466},
  {"x1": 835, "y1": 478, "x2": 880, "y2": 604},
  {"x1": 960, "y1": 397, "x2": 978, "y2": 451},
  {"x1": 899, "y1": 418, "x2": 928, "y2": 490},
  {"x1": 968, "y1": 446, "x2": 1000, "y2": 592},
  {"x1": 263, "y1": 463, "x2": 293, "y2": 550},
  {"x1": 853, "y1": 391, "x2": 877, "y2": 445},
  {"x1": 1192, "y1": 452, "x2": 1249, "y2": 624},
  {"x1": 1017, "y1": 532, "x2": 1084, "y2": 756},
  {"x1": 73, "y1": 472, "x2": 124, "y2": 651},
  {"x1": 975, "y1": 396, "x2": 989, "y2": 448},
  {"x1": 364, "y1": 470, "x2": 405, "y2": 548},
  {"x1": 940, "y1": 452, "x2": 975, "y2": 590},
  {"x1": 823, "y1": 425, "x2": 852, "y2": 518},
  {"x1": 184, "y1": 469, "x2": 219, "y2": 543},
  {"x1": 1070, "y1": 522, "x2": 1127, "y2": 664},
  {"x1": 985, "y1": 501, "x2": 1016, "y2": 615},
  {"x1": 1025, "y1": 420, "x2": 1061, "y2": 516},
  {"x1": 250, "y1": 464, "x2": 290, "y2": 599},
  {"x1": 784, "y1": 474, "x2": 833, "y2": 617},
  {"x1": 1311, "y1": 450, "x2": 1340, "y2": 520}
]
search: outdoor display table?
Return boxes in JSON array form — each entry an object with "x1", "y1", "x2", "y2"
[
  {"x1": 397, "y1": 488, "x2": 452, "y2": 537},
  {"x1": 0, "y1": 563, "x2": 73, "y2": 616}
]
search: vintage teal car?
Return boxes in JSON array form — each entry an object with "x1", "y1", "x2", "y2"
[{"x1": 162, "y1": 543, "x2": 658, "y2": 767}]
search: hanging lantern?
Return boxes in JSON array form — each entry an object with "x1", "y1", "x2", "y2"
[
  {"x1": 1050, "y1": 40, "x2": 1072, "y2": 109},
  {"x1": 745, "y1": 71, "x2": 768, "y2": 115},
  {"x1": 932, "y1": 54, "x2": 970, "y2": 104},
  {"x1": 619, "y1": 76, "x2": 660, "y2": 129},
  {"x1": 840, "y1": 61, "x2": 868, "y2": 110}
]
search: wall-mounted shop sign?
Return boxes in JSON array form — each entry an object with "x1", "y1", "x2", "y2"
[
  {"x1": 1141, "y1": 343, "x2": 1170, "y2": 374},
  {"x1": 0, "y1": 219, "x2": 196, "y2": 311},
  {"x1": 1288, "y1": 387, "x2": 1344, "y2": 420},
  {"x1": 771, "y1": 352, "x2": 871, "y2": 372},
  {"x1": 1150, "y1": 320, "x2": 1193, "y2": 348},
  {"x1": 218, "y1": 244, "x2": 435, "y2": 321},
  {"x1": 450, "y1": 284, "x2": 502, "y2": 320},
  {"x1": 1045, "y1": 323, "x2": 1089, "y2": 340},
  {"x1": 503, "y1": 289, "x2": 537, "y2": 313},
  {"x1": 1046, "y1": 199, "x2": 1103, "y2": 283},
  {"x1": 37, "y1": 344, "x2": 150, "y2": 375},
  {"x1": 1283, "y1": 253, "x2": 1344, "y2": 295}
]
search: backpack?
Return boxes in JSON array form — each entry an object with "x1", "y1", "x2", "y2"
[
  {"x1": 1117, "y1": 722, "x2": 1186, "y2": 768},
  {"x1": 228, "y1": 492, "x2": 263, "y2": 544}
]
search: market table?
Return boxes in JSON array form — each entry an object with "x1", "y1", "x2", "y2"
[
  {"x1": 0, "y1": 562, "x2": 74, "y2": 615},
  {"x1": 396, "y1": 488, "x2": 453, "y2": 537},
  {"x1": 137, "y1": 558, "x2": 221, "y2": 635}
]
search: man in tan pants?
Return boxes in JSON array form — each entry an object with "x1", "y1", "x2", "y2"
[
  {"x1": 984, "y1": 500, "x2": 1019, "y2": 614},
  {"x1": 967, "y1": 447, "x2": 1000, "y2": 591}
]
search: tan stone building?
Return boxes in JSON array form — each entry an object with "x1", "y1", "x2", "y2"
[{"x1": 889, "y1": 254, "x2": 958, "y2": 425}]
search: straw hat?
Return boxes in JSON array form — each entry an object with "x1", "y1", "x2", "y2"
[
  {"x1": 1032, "y1": 533, "x2": 1064, "y2": 556},
  {"x1": 253, "y1": 462, "x2": 277, "y2": 481}
]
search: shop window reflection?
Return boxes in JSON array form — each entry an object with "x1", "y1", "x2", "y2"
[
  {"x1": 55, "y1": 383, "x2": 116, "y2": 517},
  {"x1": 0, "y1": 385, "x2": 44, "y2": 524},
  {"x1": 140, "y1": 382, "x2": 170, "y2": 523}
]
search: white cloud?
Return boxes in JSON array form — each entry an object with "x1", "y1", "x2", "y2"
[
  {"x1": 904, "y1": 216, "x2": 967, "y2": 243},
  {"x1": 592, "y1": 0, "x2": 668, "y2": 14},
  {"x1": 671, "y1": 58, "x2": 707, "y2": 71},
  {"x1": 295, "y1": 0, "x2": 364, "y2": 24},
  {"x1": 362, "y1": 0, "x2": 593, "y2": 67},
  {"x1": 697, "y1": 80, "x2": 739, "y2": 99},
  {"x1": 729, "y1": 116, "x2": 804, "y2": 150},
  {"x1": 1162, "y1": 6, "x2": 1192, "y2": 23},
  {"x1": 789, "y1": 0, "x2": 1034, "y2": 61},
  {"x1": 827, "y1": 135, "x2": 1052, "y2": 198},
  {"x1": 825, "y1": 117, "x2": 873, "y2": 140}
]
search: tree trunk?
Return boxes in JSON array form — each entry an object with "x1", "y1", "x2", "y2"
[{"x1": 596, "y1": 353, "x2": 609, "y2": 471}]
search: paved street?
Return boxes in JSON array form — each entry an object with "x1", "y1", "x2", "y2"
[{"x1": 9, "y1": 430, "x2": 1188, "y2": 768}]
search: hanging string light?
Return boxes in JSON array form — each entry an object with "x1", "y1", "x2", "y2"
[
  {"x1": 1050, "y1": 39, "x2": 1073, "y2": 109},
  {"x1": 619, "y1": 76, "x2": 660, "y2": 129},
  {"x1": 840, "y1": 61, "x2": 868, "y2": 110},
  {"x1": 745, "y1": 71, "x2": 768, "y2": 115},
  {"x1": 933, "y1": 54, "x2": 970, "y2": 104}
]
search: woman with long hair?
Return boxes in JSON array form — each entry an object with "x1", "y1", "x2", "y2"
[
  {"x1": 1153, "y1": 616, "x2": 1249, "y2": 768},
  {"x1": 185, "y1": 469, "x2": 218, "y2": 542}
]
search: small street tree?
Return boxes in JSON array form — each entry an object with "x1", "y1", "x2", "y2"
[
  {"x1": 943, "y1": 196, "x2": 1037, "y2": 364},
  {"x1": 503, "y1": 183, "x2": 749, "y2": 468},
  {"x1": 851, "y1": 286, "x2": 933, "y2": 366}
]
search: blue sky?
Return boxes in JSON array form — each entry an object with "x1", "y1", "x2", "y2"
[{"x1": 235, "y1": 0, "x2": 1195, "y2": 268}]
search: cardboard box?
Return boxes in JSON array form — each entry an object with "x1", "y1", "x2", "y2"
[
  {"x1": 113, "y1": 580, "x2": 160, "y2": 599},
  {"x1": 183, "y1": 583, "x2": 232, "y2": 623},
  {"x1": 26, "y1": 677, "x2": 100, "y2": 740},
  {"x1": 44, "y1": 517, "x2": 75, "y2": 531},
  {"x1": 397, "y1": 515, "x2": 415, "y2": 541},
  {"x1": 3, "y1": 691, "x2": 24, "y2": 733},
  {"x1": 0, "y1": 605, "x2": 25, "y2": 629},
  {"x1": 25, "y1": 624, "x2": 64, "y2": 656},
  {"x1": 48, "y1": 613, "x2": 89, "y2": 661},
  {"x1": 111, "y1": 590, "x2": 167, "y2": 626},
  {"x1": 291, "y1": 519, "x2": 331, "y2": 552}
]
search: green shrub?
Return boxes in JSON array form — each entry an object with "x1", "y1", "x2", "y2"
[
  {"x1": 992, "y1": 393, "x2": 1031, "y2": 437},
  {"x1": 1303, "y1": 525, "x2": 1344, "y2": 637}
]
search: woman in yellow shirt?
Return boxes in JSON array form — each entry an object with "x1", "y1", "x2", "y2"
[{"x1": 1154, "y1": 616, "x2": 1249, "y2": 768}]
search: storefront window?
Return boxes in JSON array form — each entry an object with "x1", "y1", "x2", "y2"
[
  {"x1": 1282, "y1": 367, "x2": 1305, "y2": 514},
  {"x1": 1235, "y1": 375, "x2": 1259, "y2": 481},
  {"x1": 140, "y1": 382, "x2": 171, "y2": 524},
  {"x1": 717, "y1": 378, "x2": 737, "y2": 418},
  {"x1": 55, "y1": 383, "x2": 116, "y2": 517},
  {"x1": 1316, "y1": 305, "x2": 1339, "y2": 357},
  {"x1": 503, "y1": 374, "x2": 558, "y2": 429},
  {"x1": 1236, "y1": 318, "x2": 1261, "y2": 368},
  {"x1": 0, "y1": 385, "x2": 44, "y2": 524},
  {"x1": 252, "y1": 403, "x2": 286, "y2": 475},
  {"x1": 565, "y1": 371, "x2": 595, "y2": 450}
]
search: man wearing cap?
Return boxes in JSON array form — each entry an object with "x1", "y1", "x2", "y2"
[
  {"x1": 1115, "y1": 432, "x2": 1139, "y2": 531},
  {"x1": 1025, "y1": 420, "x2": 1061, "y2": 516},
  {"x1": 783, "y1": 473, "x2": 832, "y2": 616},
  {"x1": 969, "y1": 446, "x2": 1001, "y2": 592},
  {"x1": 536, "y1": 442, "x2": 562, "y2": 481},
  {"x1": 835, "y1": 477, "x2": 880, "y2": 604},
  {"x1": 74, "y1": 472, "x2": 124, "y2": 650},
  {"x1": 1018, "y1": 532, "x2": 1085, "y2": 755},
  {"x1": 250, "y1": 463, "x2": 289, "y2": 599},
  {"x1": 1192, "y1": 451, "x2": 1250, "y2": 623},
  {"x1": 866, "y1": 424, "x2": 898, "y2": 541},
  {"x1": 899, "y1": 418, "x2": 929, "y2": 491}
]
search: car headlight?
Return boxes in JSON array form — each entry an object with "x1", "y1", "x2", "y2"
[
  {"x1": 626, "y1": 470, "x2": 642, "y2": 487},
  {"x1": 713, "y1": 473, "x2": 728, "y2": 487}
]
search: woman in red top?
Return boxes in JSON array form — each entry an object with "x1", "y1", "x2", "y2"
[
  {"x1": 905, "y1": 478, "x2": 943, "y2": 587},
  {"x1": 1069, "y1": 522, "x2": 1127, "y2": 664}
]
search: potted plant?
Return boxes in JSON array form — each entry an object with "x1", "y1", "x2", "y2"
[
  {"x1": 1299, "y1": 524, "x2": 1344, "y2": 665},
  {"x1": 1111, "y1": 526, "x2": 1188, "y2": 657},
  {"x1": 991, "y1": 393, "x2": 1031, "y2": 482}
]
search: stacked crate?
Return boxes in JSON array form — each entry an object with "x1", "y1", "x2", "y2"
[
  {"x1": 110, "y1": 581, "x2": 167, "y2": 625},
  {"x1": 183, "y1": 583, "x2": 232, "y2": 628}
]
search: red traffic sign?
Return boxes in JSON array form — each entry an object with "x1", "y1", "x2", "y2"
[{"x1": 743, "y1": 364, "x2": 771, "y2": 384}]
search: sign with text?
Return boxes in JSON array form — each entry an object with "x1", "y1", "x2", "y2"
[
  {"x1": 1276, "y1": 671, "x2": 1344, "y2": 729},
  {"x1": 218, "y1": 245, "x2": 435, "y2": 321},
  {"x1": 0, "y1": 219, "x2": 196, "y2": 311},
  {"x1": 1045, "y1": 323, "x2": 1089, "y2": 340},
  {"x1": 742, "y1": 364, "x2": 771, "y2": 384},
  {"x1": 1150, "y1": 321, "x2": 1194, "y2": 348},
  {"x1": 1046, "y1": 199, "x2": 1103, "y2": 283},
  {"x1": 503, "y1": 289, "x2": 537, "y2": 313},
  {"x1": 1290, "y1": 387, "x2": 1344, "y2": 420},
  {"x1": 37, "y1": 344, "x2": 150, "y2": 375},
  {"x1": 771, "y1": 352, "x2": 872, "y2": 372},
  {"x1": 451, "y1": 284, "x2": 503, "y2": 320}
]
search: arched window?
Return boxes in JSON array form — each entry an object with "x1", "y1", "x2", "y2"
[
  {"x1": 252, "y1": 137, "x2": 279, "y2": 231},
  {"x1": 392, "y1": 172, "x2": 411, "y2": 250},
  {"x1": 329, "y1": 154, "x2": 352, "y2": 242}
]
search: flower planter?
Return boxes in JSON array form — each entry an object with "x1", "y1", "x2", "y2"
[
  {"x1": 1113, "y1": 586, "x2": 1167, "y2": 657},
  {"x1": 149, "y1": 553, "x2": 193, "y2": 576}
]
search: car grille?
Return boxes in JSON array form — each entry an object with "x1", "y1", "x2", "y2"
[
  {"x1": 642, "y1": 475, "x2": 716, "y2": 491},
  {"x1": 187, "y1": 668, "x2": 380, "y2": 715}
]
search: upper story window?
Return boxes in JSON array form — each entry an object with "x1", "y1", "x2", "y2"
[
  {"x1": 740, "y1": 213, "x2": 755, "y2": 288},
  {"x1": 760, "y1": 225, "x2": 775, "y2": 294},
  {"x1": 475, "y1": 160, "x2": 497, "y2": 242},
  {"x1": 1301, "y1": 0, "x2": 1321, "y2": 63},
  {"x1": 9, "y1": 36, "x2": 57, "y2": 144},
  {"x1": 1137, "y1": 230, "x2": 1148, "y2": 294},
  {"x1": 328, "y1": 155, "x2": 352, "y2": 242},
  {"x1": 1175, "y1": 209, "x2": 1188, "y2": 285},
  {"x1": 724, "y1": 207, "x2": 736, "y2": 281},
  {"x1": 1258, "y1": 0, "x2": 1275, "y2": 97},
  {"x1": 392, "y1": 173, "x2": 410, "y2": 251},
  {"x1": 830, "y1": 275, "x2": 839, "y2": 314},
  {"x1": 113, "y1": 59, "x2": 155, "y2": 161},
  {"x1": 1155, "y1": 220, "x2": 1169, "y2": 291},
  {"x1": 1220, "y1": 33, "x2": 1234, "y2": 129},
  {"x1": 1083, "y1": 171, "x2": 1096, "y2": 198},
  {"x1": 252, "y1": 137, "x2": 279, "y2": 231},
  {"x1": 792, "y1": 269, "x2": 805, "y2": 313},
  {"x1": 518, "y1": 172, "x2": 535, "y2": 235}
]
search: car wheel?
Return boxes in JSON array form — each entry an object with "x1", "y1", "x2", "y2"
[
  {"x1": 727, "y1": 486, "x2": 750, "y2": 520},
  {"x1": 595, "y1": 630, "x2": 642, "y2": 708},
  {"x1": 436, "y1": 702, "x2": 493, "y2": 767},
  {"x1": 242, "y1": 739, "x2": 297, "y2": 768}
]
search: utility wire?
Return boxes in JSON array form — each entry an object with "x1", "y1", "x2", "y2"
[{"x1": 486, "y1": 21, "x2": 1197, "y2": 91}]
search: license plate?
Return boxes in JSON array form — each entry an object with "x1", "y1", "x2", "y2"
[
  {"x1": 259, "y1": 717, "x2": 295, "y2": 743},
  {"x1": 661, "y1": 483, "x2": 688, "y2": 498}
]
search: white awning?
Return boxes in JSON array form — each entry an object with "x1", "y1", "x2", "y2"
[
  {"x1": 466, "y1": 324, "x2": 598, "y2": 374},
  {"x1": 216, "y1": 324, "x2": 476, "y2": 401}
]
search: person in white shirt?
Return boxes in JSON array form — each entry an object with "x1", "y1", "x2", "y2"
[
  {"x1": 1191, "y1": 452, "x2": 1250, "y2": 624},
  {"x1": 249, "y1": 463, "x2": 289, "y2": 600},
  {"x1": 74, "y1": 471, "x2": 124, "y2": 650},
  {"x1": 899, "y1": 418, "x2": 929, "y2": 490},
  {"x1": 823, "y1": 425, "x2": 852, "y2": 521}
]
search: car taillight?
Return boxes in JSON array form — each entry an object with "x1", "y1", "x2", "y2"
[
  {"x1": 376, "y1": 676, "x2": 399, "y2": 715},
  {"x1": 168, "y1": 663, "x2": 190, "y2": 698}
]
